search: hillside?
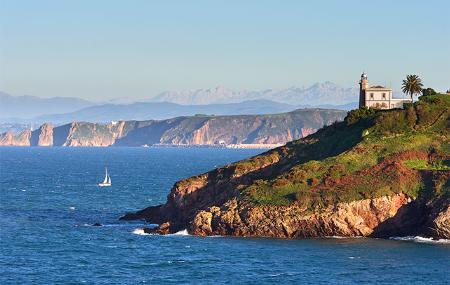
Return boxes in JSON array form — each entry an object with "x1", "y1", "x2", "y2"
[
  {"x1": 122, "y1": 94, "x2": 450, "y2": 239},
  {"x1": 0, "y1": 109, "x2": 346, "y2": 147}
]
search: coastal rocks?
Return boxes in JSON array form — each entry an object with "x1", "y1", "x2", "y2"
[
  {"x1": 423, "y1": 188, "x2": 450, "y2": 238},
  {"x1": 0, "y1": 130, "x2": 31, "y2": 146},
  {"x1": 143, "y1": 222, "x2": 172, "y2": 235},
  {"x1": 36, "y1": 123, "x2": 53, "y2": 146},
  {"x1": 190, "y1": 194, "x2": 411, "y2": 238},
  {"x1": 63, "y1": 122, "x2": 117, "y2": 146},
  {"x1": 430, "y1": 204, "x2": 450, "y2": 238}
]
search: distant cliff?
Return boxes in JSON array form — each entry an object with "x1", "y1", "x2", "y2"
[{"x1": 0, "y1": 109, "x2": 346, "y2": 147}]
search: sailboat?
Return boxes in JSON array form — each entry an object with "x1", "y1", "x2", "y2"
[{"x1": 98, "y1": 167, "x2": 111, "y2": 187}]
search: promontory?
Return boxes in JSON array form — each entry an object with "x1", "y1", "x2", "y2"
[{"x1": 122, "y1": 94, "x2": 450, "y2": 239}]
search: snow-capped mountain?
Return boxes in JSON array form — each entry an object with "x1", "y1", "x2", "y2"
[{"x1": 151, "y1": 82, "x2": 358, "y2": 106}]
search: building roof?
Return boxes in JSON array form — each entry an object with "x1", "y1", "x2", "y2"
[{"x1": 366, "y1": 85, "x2": 392, "y2": 91}]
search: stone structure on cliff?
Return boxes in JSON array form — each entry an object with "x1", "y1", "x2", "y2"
[{"x1": 359, "y1": 72, "x2": 412, "y2": 109}]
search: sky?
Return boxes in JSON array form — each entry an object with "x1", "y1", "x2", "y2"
[{"x1": 0, "y1": 0, "x2": 449, "y2": 101}]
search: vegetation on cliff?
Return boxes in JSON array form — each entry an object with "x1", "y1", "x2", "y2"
[{"x1": 239, "y1": 94, "x2": 449, "y2": 208}]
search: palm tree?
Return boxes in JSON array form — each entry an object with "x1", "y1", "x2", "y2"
[{"x1": 402, "y1": 75, "x2": 423, "y2": 100}]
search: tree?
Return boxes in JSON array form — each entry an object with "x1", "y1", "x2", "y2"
[
  {"x1": 402, "y1": 75, "x2": 423, "y2": 100},
  {"x1": 422, "y1": 87, "x2": 437, "y2": 97}
]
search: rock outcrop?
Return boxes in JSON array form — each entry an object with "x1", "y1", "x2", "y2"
[
  {"x1": 35, "y1": 123, "x2": 53, "y2": 146},
  {"x1": 190, "y1": 194, "x2": 411, "y2": 238},
  {"x1": 0, "y1": 130, "x2": 31, "y2": 146}
]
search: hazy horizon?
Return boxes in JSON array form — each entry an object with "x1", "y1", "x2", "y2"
[
  {"x1": 1, "y1": 0, "x2": 449, "y2": 101},
  {"x1": 2, "y1": 81, "x2": 356, "y2": 102}
]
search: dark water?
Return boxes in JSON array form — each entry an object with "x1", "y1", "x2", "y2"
[{"x1": 1, "y1": 147, "x2": 449, "y2": 284}]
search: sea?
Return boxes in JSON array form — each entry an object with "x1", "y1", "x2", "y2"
[{"x1": 1, "y1": 147, "x2": 449, "y2": 284}]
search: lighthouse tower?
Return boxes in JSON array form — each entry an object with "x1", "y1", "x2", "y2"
[{"x1": 359, "y1": 72, "x2": 369, "y2": 108}]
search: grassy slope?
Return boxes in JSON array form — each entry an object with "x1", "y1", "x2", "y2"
[{"x1": 235, "y1": 94, "x2": 450, "y2": 208}]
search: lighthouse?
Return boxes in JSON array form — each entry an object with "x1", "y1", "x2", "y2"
[{"x1": 359, "y1": 72, "x2": 368, "y2": 108}]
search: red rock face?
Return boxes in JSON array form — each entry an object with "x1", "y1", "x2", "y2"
[
  {"x1": 0, "y1": 130, "x2": 31, "y2": 146},
  {"x1": 190, "y1": 194, "x2": 412, "y2": 238},
  {"x1": 37, "y1": 123, "x2": 53, "y2": 146},
  {"x1": 0, "y1": 132, "x2": 14, "y2": 145},
  {"x1": 300, "y1": 128, "x2": 316, "y2": 138}
]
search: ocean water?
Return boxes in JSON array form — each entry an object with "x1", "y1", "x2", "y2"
[{"x1": 0, "y1": 147, "x2": 449, "y2": 285}]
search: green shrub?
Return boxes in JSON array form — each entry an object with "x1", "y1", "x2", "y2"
[
  {"x1": 345, "y1": 107, "x2": 376, "y2": 125},
  {"x1": 422, "y1": 88, "x2": 437, "y2": 97}
]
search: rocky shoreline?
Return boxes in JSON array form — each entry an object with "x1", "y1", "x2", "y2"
[
  {"x1": 121, "y1": 180, "x2": 450, "y2": 240},
  {"x1": 120, "y1": 146, "x2": 450, "y2": 239}
]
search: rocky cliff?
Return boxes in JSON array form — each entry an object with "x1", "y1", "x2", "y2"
[
  {"x1": 0, "y1": 129, "x2": 31, "y2": 146},
  {"x1": 121, "y1": 94, "x2": 450, "y2": 239},
  {"x1": 0, "y1": 109, "x2": 346, "y2": 147}
]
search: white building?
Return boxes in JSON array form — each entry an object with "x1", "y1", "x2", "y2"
[{"x1": 359, "y1": 73, "x2": 411, "y2": 109}]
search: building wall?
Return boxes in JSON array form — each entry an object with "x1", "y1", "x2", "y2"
[
  {"x1": 389, "y1": 99, "x2": 412, "y2": 109},
  {"x1": 365, "y1": 90, "x2": 392, "y2": 101},
  {"x1": 365, "y1": 90, "x2": 391, "y2": 109},
  {"x1": 364, "y1": 90, "x2": 411, "y2": 109}
]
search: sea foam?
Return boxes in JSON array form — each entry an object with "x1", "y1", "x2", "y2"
[
  {"x1": 132, "y1": 228, "x2": 151, "y2": 236},
  {"x1": 168, "y1": 229, "x2": 190, "y2": 236},
  {"x1": 132, "y1": 228, "x2": 190, "y2": 236},
  {"x1": 389, "y1": 236, "x2": 450, "y2": 244}
]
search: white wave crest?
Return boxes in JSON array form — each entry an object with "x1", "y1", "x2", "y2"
[
  {"x1": 132, "y1": 228, "x2": 151, "y2": 236},
  {"x1": 207, "y1": 235, "x2": 224, "y2": 238},
  {"x1": 390, "y1": 236, "x2": 450, "y2": 244},
  {"x1": 324, "y1": 236, "x2": 362, "y2": 239},
  {"x1": 132, "y1": 228, "x2": 190, "y2": 236},
  {"x1": 168, "y1": 229, "x2": 190, "y2": 236}
]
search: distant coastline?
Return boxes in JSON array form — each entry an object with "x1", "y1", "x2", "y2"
[
  {"x1": 152, "y1": 143, "x2": 283, "y2": 149},
  {"x1": 0, "y1": 109, "x2": 346, "y2": 147}
]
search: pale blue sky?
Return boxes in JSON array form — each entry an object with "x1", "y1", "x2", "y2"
[{"x1": 0, "y1": 0, "x2": 449, "y2": 100}]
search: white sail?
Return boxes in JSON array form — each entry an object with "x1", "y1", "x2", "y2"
[
  {"x1": 103, "y1": 168, "x2": 109, "y2": 184},
  {"x1": 99, "y1": 167, "x2": 111, "y2": 186}
]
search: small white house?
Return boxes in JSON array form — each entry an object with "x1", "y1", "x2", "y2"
[{"x1": 358, "y1": 73, "x2": 412, "y2": 109}]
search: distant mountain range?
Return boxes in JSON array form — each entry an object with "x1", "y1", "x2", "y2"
[
  {"x1": 34, "y1": 100, "x2": 297, "y2": 124},
  {"x1": 0, "y1": 82, "x2": 359, "y2": 126},
  {"x1": 152, "y1": 82, "x2": 358, "y2": 105},
  {"x1": 0, "y1": 91, "x2": 93, "y2": 120}
]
